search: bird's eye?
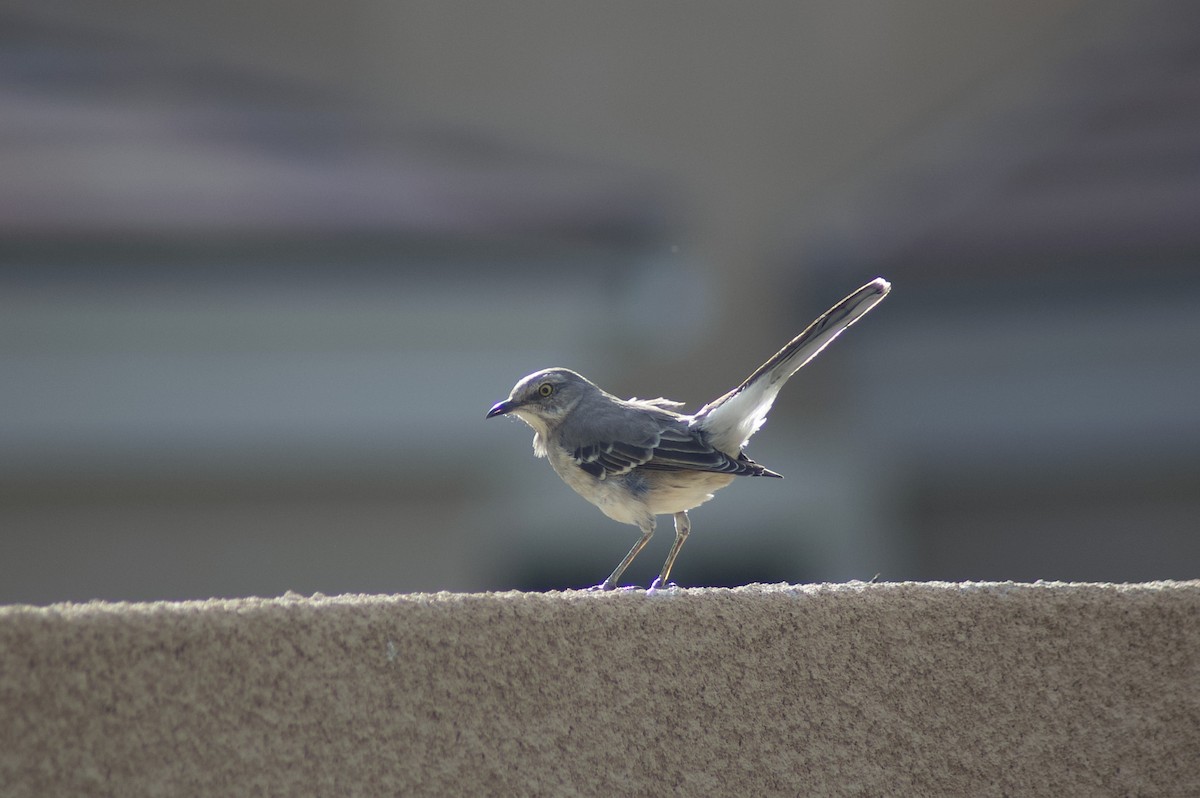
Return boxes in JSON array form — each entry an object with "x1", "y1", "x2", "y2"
[{"x1": 538, "y1": 383, "x2": 554, "y2": 397}]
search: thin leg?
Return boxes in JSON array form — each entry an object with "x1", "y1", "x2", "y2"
[
  {"x1": 598, "y1": 518, "x2": 654, "y2": 590},
  {"x1": 650, "y1": 511, "x2": 690, "y2": 591}
]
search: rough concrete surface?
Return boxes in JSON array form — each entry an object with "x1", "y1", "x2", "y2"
[{"x1": 2, "y1": 581, "x2": 1197, "y2": 797}]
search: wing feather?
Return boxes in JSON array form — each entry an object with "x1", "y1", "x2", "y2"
[{"x1": 572, "y1": 422, "x2": 780, "y2": 480}]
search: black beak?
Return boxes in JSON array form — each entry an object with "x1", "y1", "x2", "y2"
[{"x1": 486, "y1": 399, "x2": 517, "y2": 419}]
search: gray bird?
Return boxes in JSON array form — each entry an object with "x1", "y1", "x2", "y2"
[{"x1": 487, "y1": 277, "x2": 890, "y2": 590}]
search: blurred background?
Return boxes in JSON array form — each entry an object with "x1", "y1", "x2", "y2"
[{"x1": 2, "y1": 0, "x2": 1198, "y2": 604}]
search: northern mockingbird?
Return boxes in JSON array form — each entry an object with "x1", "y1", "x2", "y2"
[{"x1": 487, "y1": 277, "x2": 890, "y2": 590}]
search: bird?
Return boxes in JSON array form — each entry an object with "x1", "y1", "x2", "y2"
[{"x1": 486, "y1": 277, "x2": 890, "y2": 590}]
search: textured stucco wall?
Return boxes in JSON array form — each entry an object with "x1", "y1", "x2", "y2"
[{"x1": 2, "y1": 581, "x2": 1197, "y2": 796}]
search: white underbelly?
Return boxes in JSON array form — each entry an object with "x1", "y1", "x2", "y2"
[
  {"x1": 641, "y1": 470, "x2": 737, "y2": 516},
  {"x1": 546, "y1": 445, "x2": 737, "y2": 526}
]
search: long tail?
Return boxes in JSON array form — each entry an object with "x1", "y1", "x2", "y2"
[{"x1": 696, "y1": 277, "x2": 890, "y2": 452}]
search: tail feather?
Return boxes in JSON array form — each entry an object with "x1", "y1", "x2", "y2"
[{"x1": 696, "y1": 277, "x2": 890, "y2": 452}]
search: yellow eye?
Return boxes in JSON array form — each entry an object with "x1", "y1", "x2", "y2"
[{"x1": 538, "y1": 382, "x2": 554, "y2": 397}]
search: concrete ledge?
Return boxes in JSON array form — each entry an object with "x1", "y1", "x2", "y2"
[{"x1": 2, "y1": 581, "x2": 1197, "y2": 796}]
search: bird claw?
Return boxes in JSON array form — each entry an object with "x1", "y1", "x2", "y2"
[
  {"x1": 588, "y1": 581, "x2": 639, "y2": 592},
  {"x1": 647, "y1": 578, "x2": 680, "y2": 595}
]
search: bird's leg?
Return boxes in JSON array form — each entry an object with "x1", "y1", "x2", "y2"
[
  {"x1": 649, "y1": 511, "x2": 690, "y2": 591},
  {"x1": 598, "y1": 518, "x2": 654, "y2": 590}
]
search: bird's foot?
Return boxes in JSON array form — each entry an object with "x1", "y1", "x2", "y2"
[
  {"x1": 588, "y1": 581, "x2": 638, "y2": 592},
  {"x1": 647, "y1": 577, "x2": 680, "y2": 595}
]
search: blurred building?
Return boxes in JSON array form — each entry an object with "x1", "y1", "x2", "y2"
[{"x1": 1, "y1": 1, "x2": 1197, "y2": 603}]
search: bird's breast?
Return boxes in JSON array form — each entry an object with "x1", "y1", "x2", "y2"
[{"x1": 542, "y1": 446, "x2": 648, "y2": 526}]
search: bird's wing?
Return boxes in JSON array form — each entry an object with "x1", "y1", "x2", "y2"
[{"x1": 571, "y1": 422, "x2": 780, "y2": 481}]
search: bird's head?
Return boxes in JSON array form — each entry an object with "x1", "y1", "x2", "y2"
[{"x1": 486, "y1": 367, "x2": 596, "y2": 433}]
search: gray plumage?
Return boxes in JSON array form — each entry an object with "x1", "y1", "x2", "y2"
[{"x1": 487, "y1": 277, "x2": 890, "y2": 590}]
